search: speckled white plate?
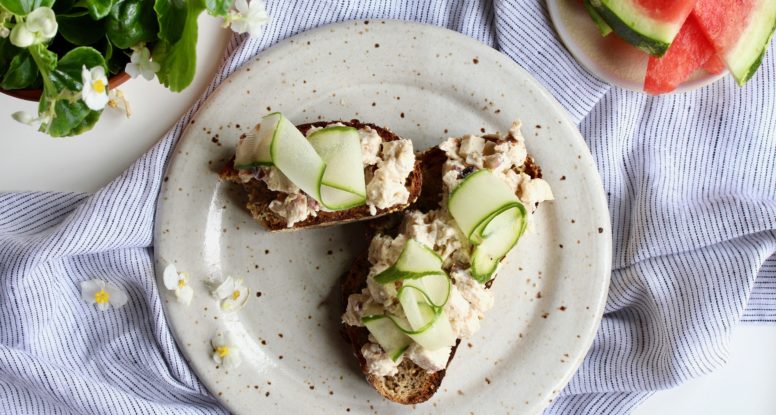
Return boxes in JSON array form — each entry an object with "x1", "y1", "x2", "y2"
[
  {"x1": 154, "y1": 20, "x2": 611, "y2": 415},
  {"x1": 547, "y1": 0, "x2": 727, "y2": 93}
]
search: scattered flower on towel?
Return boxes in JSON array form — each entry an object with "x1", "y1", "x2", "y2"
[
  {"x1": 163, "y1": 264, "x2": 194, "y2": 305},
  {"x1": 211, "y1": 332, "x2": 242, "y2": 369},
  {"x1": 80, "y1": 279, "x2": 128, "y2": 311},
  {"x1": 212, "y1": 276, "x2": 249, "y2": 312}
]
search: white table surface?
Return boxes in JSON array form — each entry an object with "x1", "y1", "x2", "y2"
[{"x1": 0, "y1": 17, "x2": 773, "y2": 415}]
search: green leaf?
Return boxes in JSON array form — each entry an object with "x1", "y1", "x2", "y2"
[
  {"x1": 57, "y1": 11, "x2": 107, "y2": 46},
  {"x1": 152, "y1": 1, "x2": 204, "y2": 92},
  {"x1": 40, "y1": 95, "x2": 96, "y2": 137},
  {"x1": 1, "y1": 49, "x2": 39, "y2": 89},
  {"x1": 0, "y1": 0, "x2": 55, "y2": 15},
  {"x1": 36, "y1": 46, "x2": 105, "y2": 137},
  {"x1": 82, "y1": 0, "x2": 114, "y2": 19},
  {"x1": 154, "y1": 0, "x2": 189, "y2": 44},
  {"x1": 53, "y1": 0, "x2": 78, "y2": 13},
  {"x1": 49, "y1": 46, "x2": 105, "y2": 92},
  {"x1": 106, "y1": 0, "x2": 157, "y2": 49},
  {"x1": 0, "y1": 37, "x2": 20, "y2": 71},
  {"x1": 204, "y1": 0, "x2": 232, "y2": 17}
]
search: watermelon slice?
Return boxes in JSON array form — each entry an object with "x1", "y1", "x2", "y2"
[
  {"x1": 590, "y1": 0, "x2": 697, "y2": 57},
  {"x1": 583, "y1": 0, "x2": 612, "y2": 36},
  {"x1": 702, "y1": 55, "x2": 726, "y2": 74},
  {"x1": 693, "y1": 0, "x2": 776, "y2": 85},
  {"x1": 644, "y1": 15, "x2": 715, "y2": 94}
]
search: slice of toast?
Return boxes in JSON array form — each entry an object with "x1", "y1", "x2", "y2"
[
  {"x1": 340, "y1": 141, "x2": 543, "y2": 404},
  {"x1": 219, "y1": 120, "x2": 423, "y2": 231}
]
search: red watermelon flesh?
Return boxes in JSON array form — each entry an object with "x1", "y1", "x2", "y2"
[
  {"x1": 644, "y1": 15, "x2": 715, "y2": 94},
  {"x1": 634, "y1": 0, "x2": 697, "y2": 22},
  {"x1": 702, "y1": 54, "x2": 726, "y2": 74},
  {"x1": 693, "y1": 0, "x2": 755, "y2": 50}
]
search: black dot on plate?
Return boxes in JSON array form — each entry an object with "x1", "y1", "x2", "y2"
[
  {"x1": 400, "y1": 112, "x2": 405, "y2": 118},
  {"x1": 473, "y1": 58, "x2": 479, "y2": 64},
  {"x1": 374, "y1": 43, "x2": 380, "y2": 48},
  {"x1": 266, "y1": 106, "x2": 271, "y2": 111},
  {"x1": 598, "y1": 227, "x2": 604, "y2": 234}
]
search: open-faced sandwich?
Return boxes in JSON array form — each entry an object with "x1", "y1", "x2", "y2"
[
  {"x1": 219, "y1": 113, "x2": 422, "y2": 230},
  {"x1": 341, "y1": 122, "x2": 554, "y2": 404}
]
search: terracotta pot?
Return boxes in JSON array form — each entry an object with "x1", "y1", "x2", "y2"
[{"x1": 0, "y1": 72, "x2": 131, "y2": 102}]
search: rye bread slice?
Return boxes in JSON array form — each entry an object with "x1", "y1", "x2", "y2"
[
  {"x1": 219, "y1": 120, "x2": 423, "y2": 231},
  {"x1": 340, "y1": 139, "x2": 543, "y2": 404}
]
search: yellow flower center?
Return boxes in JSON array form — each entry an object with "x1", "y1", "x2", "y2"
[
  {"x1": 92, "y1": 79, "x2": 106, "y2": 94},
  {"x1": 231, "y1": 290, "x2": 241, "y2": 300},
  {"x1": 94, "y1": 289, "x2": 109, "y2": 304},
  {"x1": 177, "y1": 279, "x2": 186, "y2": 289},
  {"x1": 216, "y1": 346, "x2": 230, "y2": 358}
]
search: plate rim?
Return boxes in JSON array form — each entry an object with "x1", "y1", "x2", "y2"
[{"x1": 154, "y1": 18, "x2": 613, "y2": 415}]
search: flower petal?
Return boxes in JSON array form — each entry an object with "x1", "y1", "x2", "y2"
[
  {"x1": 97, "y1": 301, "x2": 110, "y2": 311},
  {"x1": 163, "y1": 264, "x2": 179, "y2": 290},
  {"x1": 9, "y1": 24, "x2": 34, "y2": 48},
  {"x1": 90, "y1": 66, "x2": 107, "y2": 83},
  {"x1": 105, "y1": 283, "x2": 128, "y2": 308},
  {"x1": 222, "y1": 349, "x2": 241, "y2": 369},
  {"x1": 176, "y1": 285, "x2": 193, "y2": 305},
  {"x1": 80, "y1": 280, "x2": 101, "y2": 304},
  {"x1": 212, "y1": 277, "x2": 236, "y2": 300}
]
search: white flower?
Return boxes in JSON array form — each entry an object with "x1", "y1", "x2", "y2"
[
  {"x1": 163, "y1": 264, "x2": 194, "y2": 305},
  {"x1": 227, "y1": 0, "x2": 269, "y2": 37},
  {"x1": 12, "y1": 111, "x2": 37, "y2": 125},
  {"x1": 80, "y1": 279, "x2": 128, "y2": 311},
  {"x1": 124, "y1": 45, "x2": 159, "y2": 81},
  {"x1": 9, "y1": 7, "x2": 57, "y2": 48},
  {"x1": 0, "y1": 27, "x2": 9, "y2": 39},
  {"x1": 211, "y1": 332, "x2": 242, "y2": 369},
  {"x1": 80, "y1": 65, "x2": 109, "y2": 111},
  {"x1": 211, "y1": 276, "x2": 249, "y2": 312}
]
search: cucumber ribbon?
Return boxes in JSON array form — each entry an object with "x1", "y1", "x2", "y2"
[
  {"x1": 448, "y1": 170, "x2": 527, "y2": 283},
  {"x1": 362, "y1": 239, "x2": 456, "y2": 357},
  {"x1": 234, "y1": 113, "x2": 367, "y2": 210}
]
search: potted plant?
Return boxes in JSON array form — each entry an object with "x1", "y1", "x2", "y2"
[{"x1": 0, "y1": 0, "x2": 268, "y2": 137}]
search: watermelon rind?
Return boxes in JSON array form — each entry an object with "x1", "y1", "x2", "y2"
[
  {"x1": 723, "y1": 0, "x2": 776, "y2": 85},
  {"x1": 584, "y1": 0, "x2": 612, "y2": 37},
  {"x1": 590, "y1": 0, "x2": 685, "y2": 57}
]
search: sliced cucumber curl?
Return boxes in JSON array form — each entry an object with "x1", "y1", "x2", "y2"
[
  {"x1": 448, "y1": 169, "x2": 527, "y2": 283},
  {"x1": 362, "y1": 239, "x2": 456, "y2": 356},
  {"x1": 234, "y1": 113, "x2": 367, "y2": 211}
]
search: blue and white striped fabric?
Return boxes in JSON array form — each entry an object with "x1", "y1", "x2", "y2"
[{"x1": 1, "y1": 1, "x2": 774, "y2": 414}]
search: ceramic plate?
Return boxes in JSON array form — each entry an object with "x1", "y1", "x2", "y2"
[
  {"x1": 154, "y1": 20, "x2": 611, "y2": 415},
  {"x1": 547, "y1": 0, "x2": 727, "y2": 94}
]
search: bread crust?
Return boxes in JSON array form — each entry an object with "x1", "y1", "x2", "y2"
[{"x1": 219, "y1": 120, "x2": 423, "y2": 231}]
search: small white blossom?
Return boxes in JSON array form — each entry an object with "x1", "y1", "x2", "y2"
[
  {"x1": 124, "y1": 45, "x2": 159, "y2": 81},
  {"x1": 11, "y1": 111, "x2": 37, "y2": 125},
  {"x1": 211, "y1": 276, "x2": 249, "y2": 312},
  {"x1": 0, "y1": 27, "x2": 9, "y2": 39},
  {"x1": 163, "y1": 264, "x2": 194, "y2": 305},
  {"x1": 80, "y1": 65, "x2": 109, "y2": 111},
  {"x1": 80, "y1": 279, "x2": 128, "y2": 311},
  {"x1": 211, "y1": 332, "x2": 242, "y2": 369},
  {"x1": 226, "y1": 0, "x2": 269, "y2": 37},
  {"x1": 9, "y1": 7, "x2": 57, "y2": 48}
]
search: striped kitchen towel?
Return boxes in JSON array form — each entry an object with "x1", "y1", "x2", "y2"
[{"x1": 1, "y1": 1, "x2": 775, "y2": 414}]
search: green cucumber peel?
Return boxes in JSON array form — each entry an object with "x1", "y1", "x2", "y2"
[
  {"x1": 307, "y1": 125, "x2": 368, "y2": 209},
  {"x1": 470, "y1": 207, "x2": 526, "y2": 282}
]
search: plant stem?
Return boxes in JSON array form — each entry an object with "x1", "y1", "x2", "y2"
[{"x1": 28, "y1": 44, "x2": 56, "y2": 94}]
